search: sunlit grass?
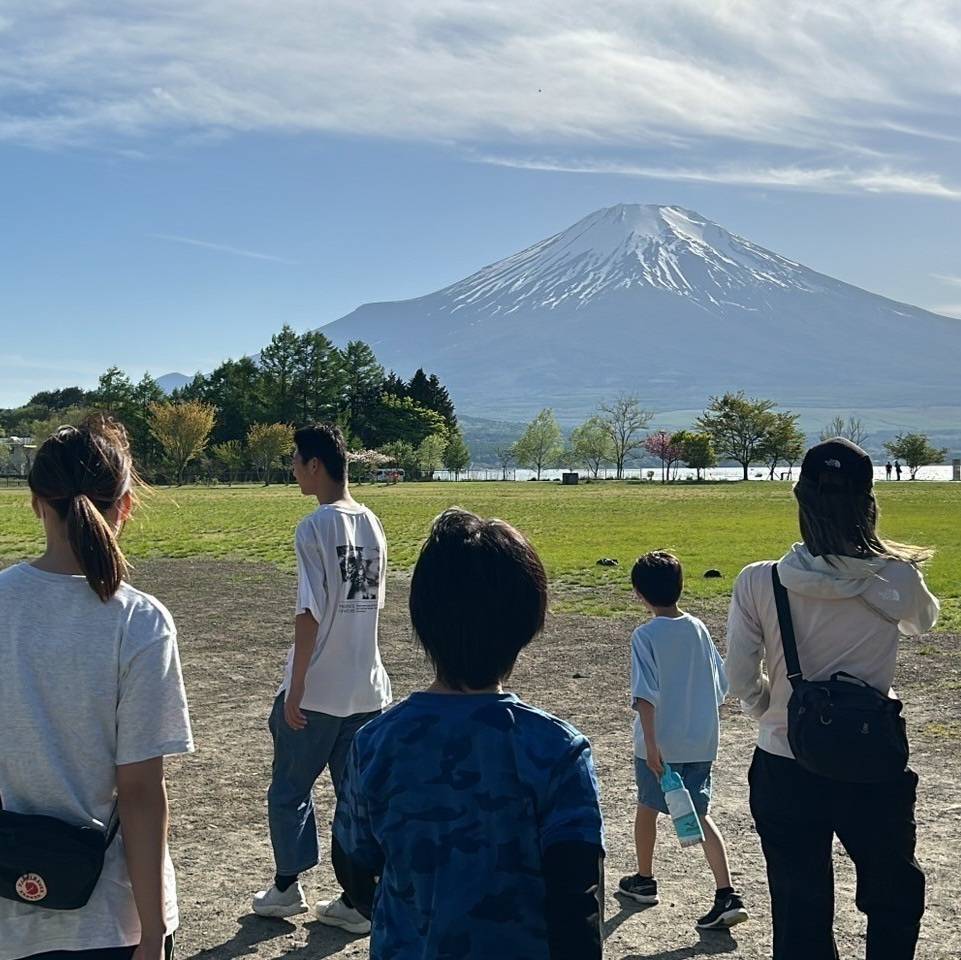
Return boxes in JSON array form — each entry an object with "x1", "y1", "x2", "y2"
[{"x1": 2, "y1": 480, "x2": 958, "y2": 628}]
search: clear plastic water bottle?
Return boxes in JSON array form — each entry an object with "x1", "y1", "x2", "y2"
[{"x1": 660, "y1": 763, "x2": 705, "y2": 848}]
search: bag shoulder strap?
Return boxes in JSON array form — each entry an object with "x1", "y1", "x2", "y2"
[
  {"x1": 105, "y1": 800, "x2": 120, "y2": 846},
  {"x1": 771, "y1": 565, "x2": 803, "y2": 689},
  {"x1": 0, "y1": 793, "x2": 119, "y2": 847}
]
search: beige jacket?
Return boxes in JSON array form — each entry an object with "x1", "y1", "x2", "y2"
[{"x1": 726, "y1": 543, "x2": 940, "y2": 759}]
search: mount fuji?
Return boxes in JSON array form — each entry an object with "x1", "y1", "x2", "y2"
[{"x1": 319, "y1": 204, "x2": 961, "y2": 422}]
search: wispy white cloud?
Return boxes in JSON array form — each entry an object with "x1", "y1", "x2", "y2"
[
  {"x1": 1, "y1": 1, "x2": 959, "y2": 197},
  {"x1": 147, "y1": 233, "x2": 299, "y2": 264},
  {"x1": 931, "y1": 274, "x2": 961, "y2": 287},
  {"x1": 475, "y1": 155, "x2": 961, "y2": 199}
]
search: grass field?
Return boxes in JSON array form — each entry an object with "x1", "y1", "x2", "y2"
[{"x1": 2, "y1": 479, "x2": 959, "y2": 628}]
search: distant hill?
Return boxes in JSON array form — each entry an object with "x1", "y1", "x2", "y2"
[
  {"x1": 156, "y1": 373, "x2": 192, "y2": 395},
  {"x1": 319, "y1": 204, "x2": 961, "y2": 425}
]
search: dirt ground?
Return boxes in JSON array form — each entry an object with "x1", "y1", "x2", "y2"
[{"x1": 132, "y1": 560, "x2": 961, "y2": 960}]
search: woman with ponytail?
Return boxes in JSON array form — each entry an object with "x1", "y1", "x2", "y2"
[{"x1": 0, "y1": 419, "x2": 193, "y2": 960}]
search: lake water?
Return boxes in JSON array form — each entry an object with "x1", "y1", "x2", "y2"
[{"x1": 434, "y1": 465, "x2": 960, "y2": 483}]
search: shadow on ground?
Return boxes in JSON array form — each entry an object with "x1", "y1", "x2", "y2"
[{"x1": 184, "y1": 914, "x2": 365, "y2": 960}]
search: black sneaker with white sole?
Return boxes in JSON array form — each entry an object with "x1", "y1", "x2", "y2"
[
  {"x1": 695, "y1": 889, "x2": 748, "y2": 930},
  {"x1": 617, "y1": 873, "x2": 659, "y2": 904}
]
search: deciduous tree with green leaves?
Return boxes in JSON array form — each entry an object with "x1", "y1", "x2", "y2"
[
  {"x1": 759, "y1": 412, "x2": 806, "y2": 480},
  {"x1": 149, "y1": 400, "x2": 217, "y2": 485},
  {"x1": 210, "y1": 440, "x2": 246, "y2": 484},
  {"x1": 247, "y1": 422, "x2": 295, "y2": 485},
  {"x1": 671, "y1": 430, "x2": 717, "y2": 480},
  {"x1": 570, "y1": 416, "x2": 614, "y2": 478},
  {"x1": 514, "y1": 409, "x2": 563, "y2": 480},
  {"x1": 416, "y1": 432, "x2": 448, "y2": 480},
  {"x1": 883, "y1": 433, "x2": 947, "y2": 479},
  {"x1": 379, "y1": 439, "x2": 419, "y2": 478},
  {"x1": 696, "y1": 391, "x2": 777, "y2": 480}
]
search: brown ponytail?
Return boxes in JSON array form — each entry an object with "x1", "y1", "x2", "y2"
[{"x1": 28, "y1": 417, "x2": 136, "y2": 602}]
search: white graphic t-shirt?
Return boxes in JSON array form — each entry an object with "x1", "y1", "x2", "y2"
[{"x1": 281, "y1": 503, "x2": 392, "y2": 716}]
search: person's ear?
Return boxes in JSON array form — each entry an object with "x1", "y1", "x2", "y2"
[
  {"x1": 117, "y1": 490, "x2": 133, "y2": 524},
  {"x1": 31, "y1": 494, "x2": 43, "y2": 521}
]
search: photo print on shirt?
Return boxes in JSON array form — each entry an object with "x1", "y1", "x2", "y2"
[{"x1": 337, "y1": 544, "x2": 381, "y2": 602}]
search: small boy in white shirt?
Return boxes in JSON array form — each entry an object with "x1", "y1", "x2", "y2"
[
  {"x1": 618, "y1": 551, "x2": 748, "y2": 931},
  {"x1": 252, "y1": 423, "x2": 392, "y2": 932}
]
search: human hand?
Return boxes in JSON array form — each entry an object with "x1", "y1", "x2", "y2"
[
  {"x1": 284, "y1": 683, "x2": 307, "y2": 731},
  {"x1": 131, "y1": 933, "x2": 165, "y2": 960},
  {"x1": 646, "y1": 749, "x2": 664, "y2": 779}
]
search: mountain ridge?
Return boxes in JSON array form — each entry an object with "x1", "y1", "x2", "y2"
[{"x1": 317, "y1": 203, "x2": 960, "y2": 423}]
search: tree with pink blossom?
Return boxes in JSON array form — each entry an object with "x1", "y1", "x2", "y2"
[{"x1": 644, "y1": 430, "x2": 684, "y2": 483}]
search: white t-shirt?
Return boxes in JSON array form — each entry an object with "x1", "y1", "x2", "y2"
[
  {"x1": 281, "y1": 503, "x2": 392, "y2": 716},
  {"x1": 0, "y1": 563, "x2": 194, "y2": 960},
  {"x1": 726, "y1": 544, "x2": 940, "y2": 759}
]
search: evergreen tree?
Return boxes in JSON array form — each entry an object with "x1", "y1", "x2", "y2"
[
  {"x1": 259, "y1": 325, "x2": 301, "y2": 422},
  {"x1": 340, "y1": 340, "x2": 385, "y2": 434},
  {"x1": 443, "y1": 430, "x2": 471, "y2": 479},
  {"x1": 407, "y1": 368, "x2": 456, "y2": 425},
  {"x1": 293, "y1": 331, "x2": 342, "y2": 425},
  {"x1": 382, "y1": 371, "x2": 408, "y2": 399}
]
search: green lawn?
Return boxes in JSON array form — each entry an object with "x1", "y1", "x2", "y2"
[{"x1": 2, "y1": 480, "x2": 959, "y2": 628}]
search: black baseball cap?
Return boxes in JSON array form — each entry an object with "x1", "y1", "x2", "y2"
[{"x1": 800, "y1": 437, "x2": 874, "y2": 492}]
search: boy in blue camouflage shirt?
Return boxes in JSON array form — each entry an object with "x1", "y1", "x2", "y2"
[{"x1": 332, "y1": 508, "x2": 605, "y2": 960}]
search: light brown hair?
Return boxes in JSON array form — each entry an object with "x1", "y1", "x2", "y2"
[{"x1": 28, "y1": 417, "x2": 137, "y2": 601}]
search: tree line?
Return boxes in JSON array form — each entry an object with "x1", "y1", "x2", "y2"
[
  {"x1": 505, "y1": 392, "x2": 948, "y2": 481},
  {"x1": 0, "y1": 326, "x2": 472, "y2": 484}
]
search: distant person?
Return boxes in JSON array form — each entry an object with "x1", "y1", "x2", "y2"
[
  {"x1": 726, "y1": 438, "x2": 939, "y2": 960},
  {"x1": 331, "y1": 509, "x2": 605, "y2": 959},
  {"x1": 0, "y1": 420, "x2": 193, "y2": 960},
  {"x1": 252, "y1": 424, "x2": 391, "y2": 933},
  {"x1": 895, "y1": 459, "x2": 903, "y2": 480},
  {"x1": 886, "y1": 461, "x2": 893, "y2": 480},
  {"x1": 618, "y1": 552, "x2": 748, "y2": 931}
]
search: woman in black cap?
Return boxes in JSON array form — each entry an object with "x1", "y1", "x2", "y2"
[{"x1": 726, "y1": 437, "x2": 939, "y2": 960}]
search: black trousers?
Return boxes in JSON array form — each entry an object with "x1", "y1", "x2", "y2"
[
  {"x1": 749, "y1": 748, "x2": 924, "y2": 960},
  {"x1": 26, "y1": 935, "x2": 174, "y2": 960}
]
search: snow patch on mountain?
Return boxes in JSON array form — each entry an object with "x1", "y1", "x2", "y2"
[{"x1": 445, "y1": 204, "x2": 817, "y2": 317}]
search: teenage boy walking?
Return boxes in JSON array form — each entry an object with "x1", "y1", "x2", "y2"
[{"x1": 252, "y1": 424, "x2": 391, "y2": 932}]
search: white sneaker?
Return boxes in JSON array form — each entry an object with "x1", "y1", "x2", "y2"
[
  {"x1": 251, "y1": 881, "x2": 308, "y2": 917},
  {"x1": 315, "y1": 895, "x2": 371, "y2": 934}
]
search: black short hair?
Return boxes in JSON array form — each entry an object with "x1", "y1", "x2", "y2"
[
  {"x1": 631, "y1": 551, "x2": 683, "y2": 606},
  {"x1": 409, "y1": 508, "x2": 548, "y2": 690},
  {"x1": 294, "y1": 423, "x2": 347, "y2": 483}
]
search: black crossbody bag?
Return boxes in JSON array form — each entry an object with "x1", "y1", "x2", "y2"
[
  {"x1": 0, "y1": 796, "x2": 119, "y2": 910},
  {"x1": 771, "y1": 565, "x2": 909, "y2": 783}
]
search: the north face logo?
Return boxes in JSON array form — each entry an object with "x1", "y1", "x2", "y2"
[{"x1": 16, "y1": 873, "x2": 47, "y2": 902}]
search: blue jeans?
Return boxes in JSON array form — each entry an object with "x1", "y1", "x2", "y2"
[{"x1": 267, "y1": 692, "x2": 380, "y2": 876}]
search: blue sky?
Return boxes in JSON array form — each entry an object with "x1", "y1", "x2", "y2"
[{"x1": 2, "y1": 0, "x2": 961, "y2": 408}]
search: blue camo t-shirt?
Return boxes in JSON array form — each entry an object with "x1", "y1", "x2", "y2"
[{"x1": 333, "y1": 692, "x2": 604, "y2": 960}]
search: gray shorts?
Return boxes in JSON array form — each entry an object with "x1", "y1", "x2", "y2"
[{"x1": 634, "y1": 757, "x2": 712, "y2": 816}]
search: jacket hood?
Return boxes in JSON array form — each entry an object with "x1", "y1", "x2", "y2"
[{"x1": 776, "y1": 543, "x2": 890, "y2": 600}]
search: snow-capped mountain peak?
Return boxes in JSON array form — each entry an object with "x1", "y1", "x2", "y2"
[
  {"x1": 319, "y1": 202, "x2": 960, "y2": 422},
  {"x1": 447, "y1": 203, "x2": 812, "y2": 314}
]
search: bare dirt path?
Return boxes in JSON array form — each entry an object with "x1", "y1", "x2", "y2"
[{"x1": 131, "y1": 561, "x2": 960, "y2": 960}]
